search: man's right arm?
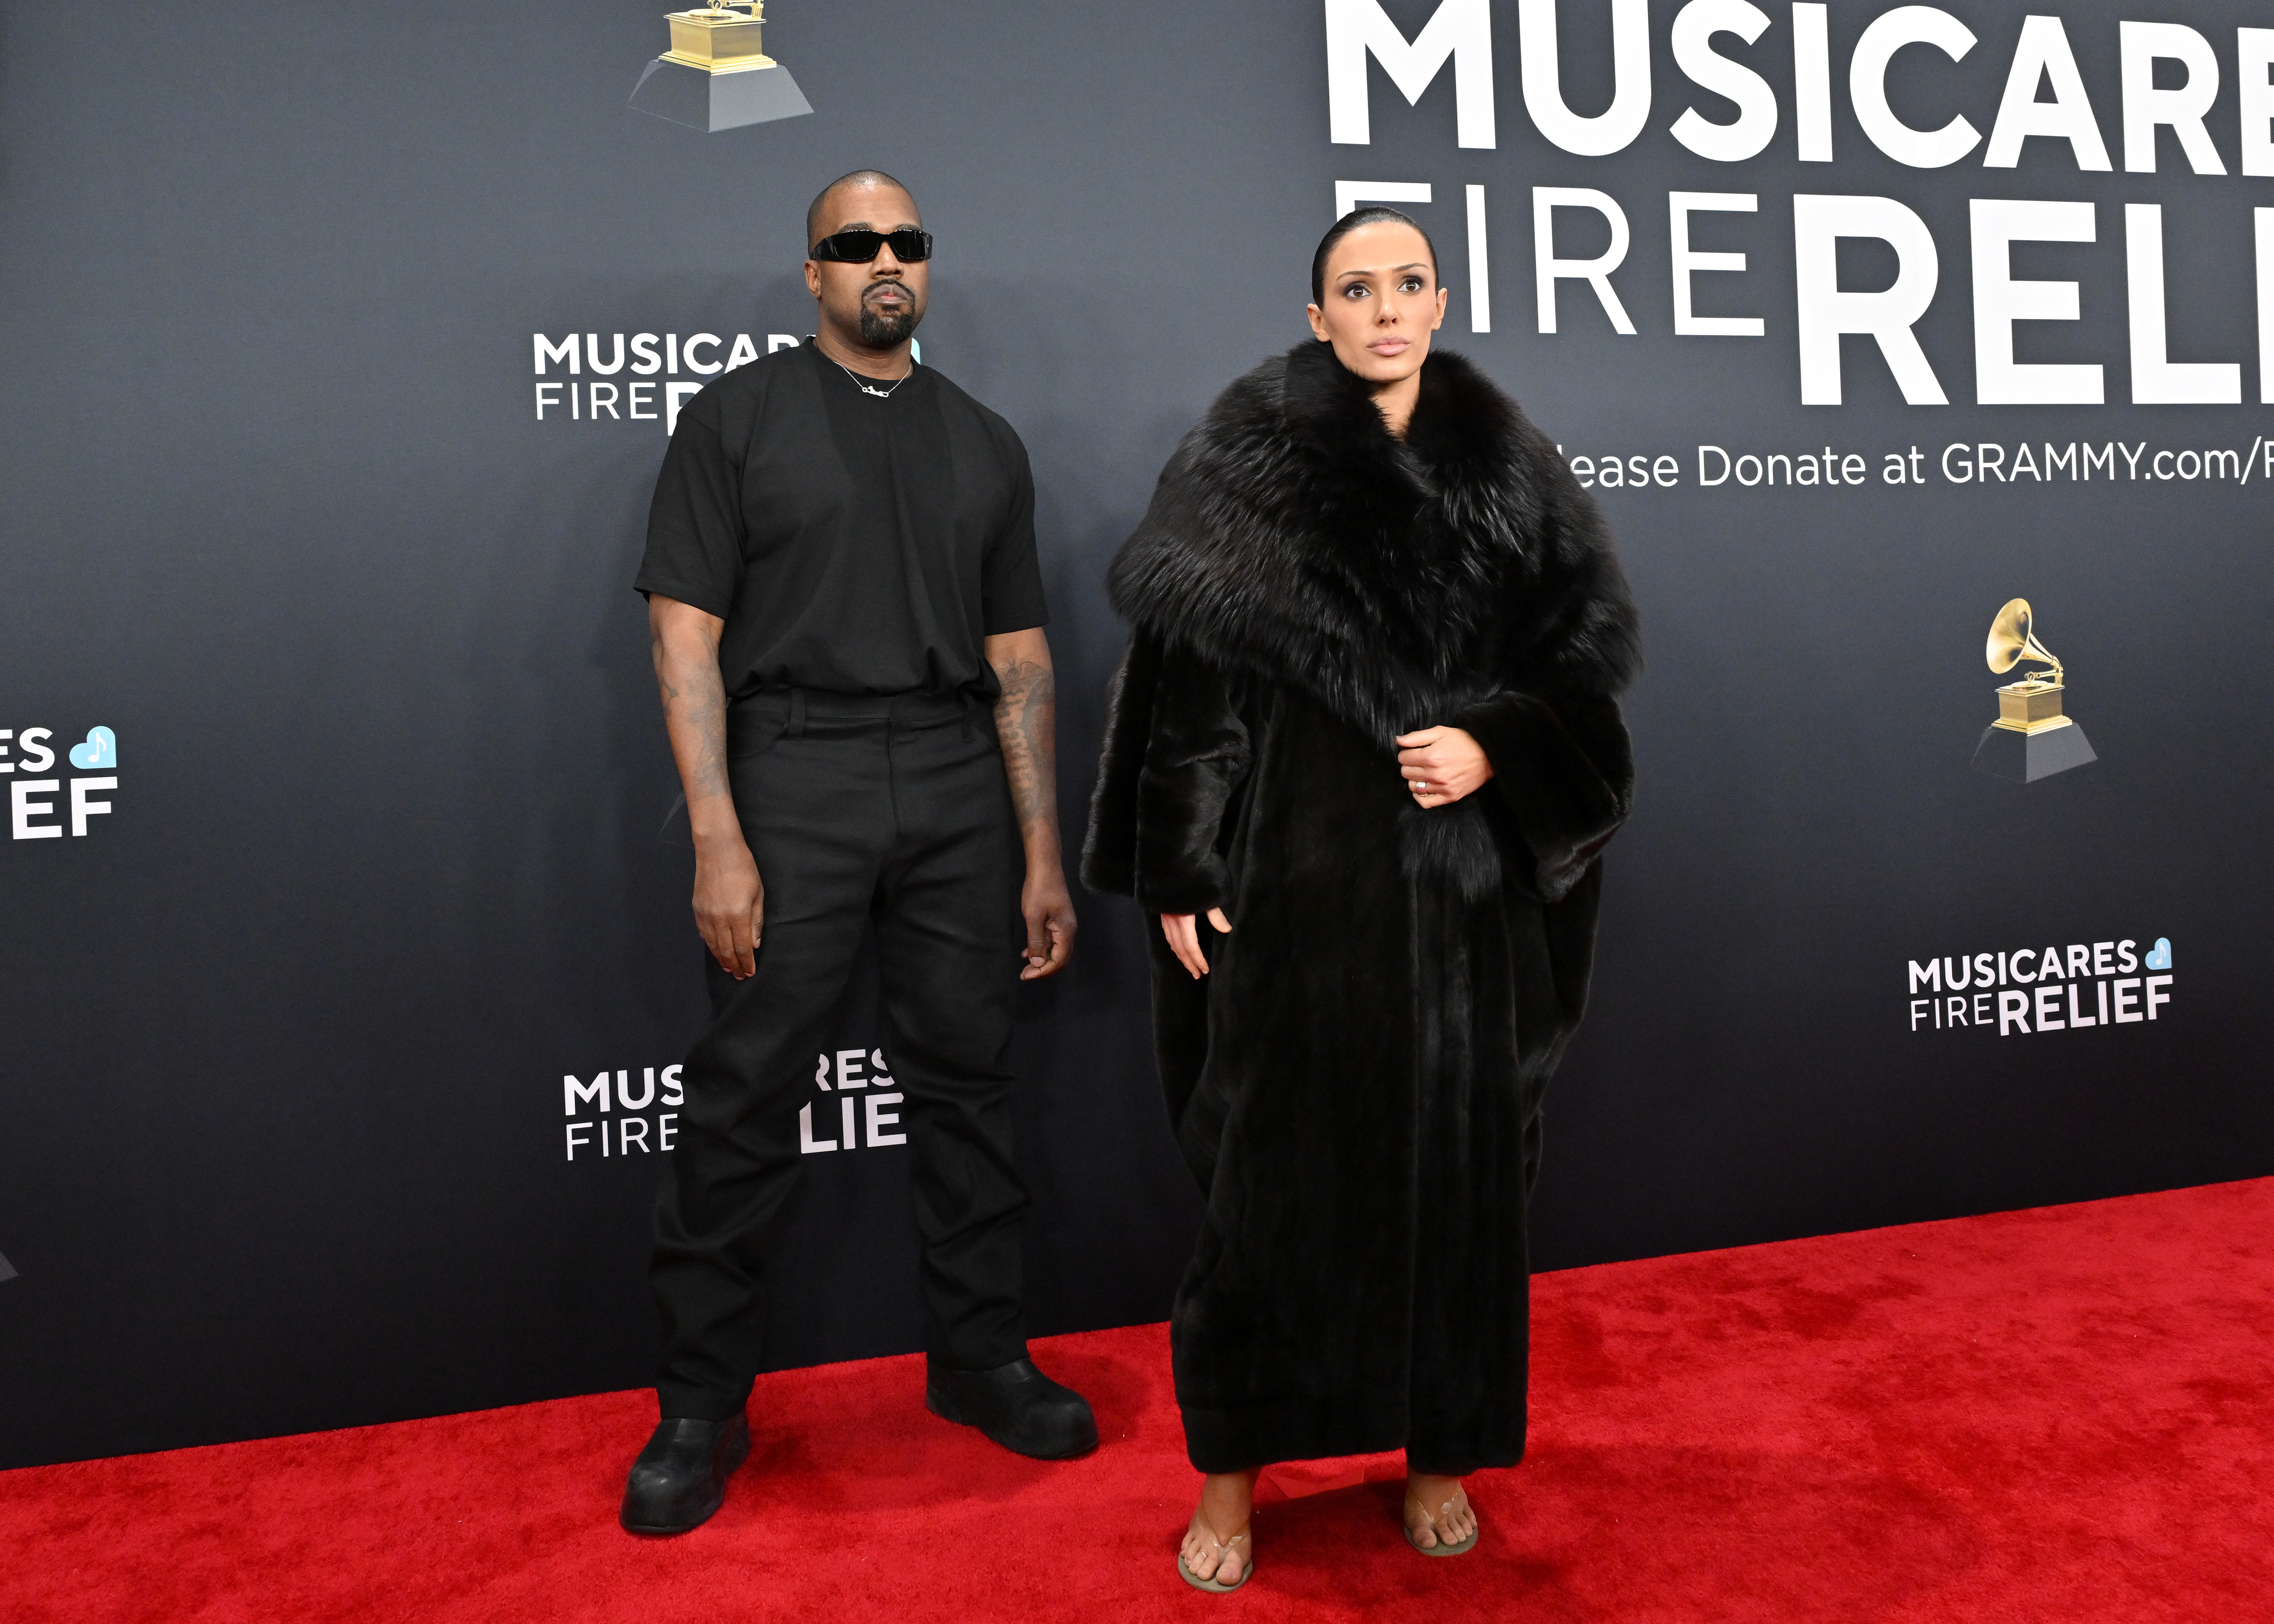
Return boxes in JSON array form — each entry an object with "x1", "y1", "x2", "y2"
[{"x1": 650, "y1": 593, "x2": 763, "y2": 979}]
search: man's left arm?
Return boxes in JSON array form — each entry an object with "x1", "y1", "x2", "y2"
[{"x1": 986, "y1": 626, "x2": 1077, "y2": 980}]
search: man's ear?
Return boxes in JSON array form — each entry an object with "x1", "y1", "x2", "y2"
[{"x1": 803, "y1": 260, "x2": 821, "y2": 297}]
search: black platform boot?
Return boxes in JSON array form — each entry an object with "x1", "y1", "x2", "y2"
[
  {"x1": 925, "y1": 1356, "x2": 1099, "y2": 1459},
  {"x1": 619, "y1": 1412, "x2": 752, "y2": 1534}
]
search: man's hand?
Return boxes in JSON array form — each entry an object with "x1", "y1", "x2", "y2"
[
  {"x1": 694, "y1": 833, "x2": 765, "y2": 979},
  {"x1": 988, "y1": 627, "x2": 1078, "y2": 981},
  {"x1": 1160, "y1": 908, "x2": 1234, "y2": 979},
  {"x1": 1396, "y1": 726, "x2": 1495, "y2": 808},
  {"x1": 1020, "y1": 866, "x2": 1077, "y2": 980}
]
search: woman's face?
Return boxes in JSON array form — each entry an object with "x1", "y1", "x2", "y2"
[{"x1": 1307, "y1": 222, "x2": 1447, "y2": 385}]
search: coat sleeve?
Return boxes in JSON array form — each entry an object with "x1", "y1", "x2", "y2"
[
  {"x1": 1078, "y1": 633, "x2": 1160, "y2": 898},
  {"x1": 1457, "y1": 688, "x2": 1633, "y2": 905},
  {"x1": 1131, "y1": 647, "x2": 1252, "y2": 915},
  {"x1": 1079, "y1": 634, "x2": 1253, "y2": 912}
]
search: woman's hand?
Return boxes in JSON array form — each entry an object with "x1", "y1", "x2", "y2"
[
  {"x1": 1396, "y1": 726, "x2": 1494, "y2": 808},
  {"x1": 1160, "y1": 908, "x2": 1234, "y2": 979}
]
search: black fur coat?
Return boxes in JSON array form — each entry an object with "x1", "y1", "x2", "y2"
[{"x1": 1083, "y1": 339, "x2": 1639, "y2": 1474}]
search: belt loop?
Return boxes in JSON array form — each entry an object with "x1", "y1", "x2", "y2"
[{"x1": 785, "y1": 688, "x2": 806, "y2": 740}]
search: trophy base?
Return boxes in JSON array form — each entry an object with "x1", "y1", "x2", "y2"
[
  {"x1": 629, "y1": 57, "x2": 812, "y2": 132},
  {"x1": 1971, "y1": 719, "x2": 2096, "y2": 782}
]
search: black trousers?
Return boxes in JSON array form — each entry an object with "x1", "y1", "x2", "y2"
[{"x1": 650, "y1": 689, "x2": 1029, "y2": 1420}]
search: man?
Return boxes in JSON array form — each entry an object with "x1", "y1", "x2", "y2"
[{"x1": 620, "y1": 170, "x2": 1093, "y2": 1536}]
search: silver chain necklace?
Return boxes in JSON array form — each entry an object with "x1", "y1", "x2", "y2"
[{"x1": 832, "y1": 356, "x2": 913, "y2": 399}]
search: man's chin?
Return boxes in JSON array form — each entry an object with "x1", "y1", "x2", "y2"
[{"x1": 857, "y1": 305, "x2": 919, "y2": 348}]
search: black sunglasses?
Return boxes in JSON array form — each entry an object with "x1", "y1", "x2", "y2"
[{"x1": 809, "y1": 228, "x2": 933, "y2": 264}]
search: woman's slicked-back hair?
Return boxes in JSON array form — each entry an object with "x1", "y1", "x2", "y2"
[{"x1": 1310, "y1": 206, "x2": 1439, "y2": 305}]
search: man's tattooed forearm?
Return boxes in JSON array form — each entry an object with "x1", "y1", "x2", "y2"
[
  {"x1": 654, "y1": 632, "x2": 731, "y2": 801},
  {"x1": 994, "y1": 658, "x2": 1058, "y2": 838}
]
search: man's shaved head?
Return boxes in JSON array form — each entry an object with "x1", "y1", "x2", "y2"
[{"x1": 806, "y1": 169, "x2": 916, "y2": 248}]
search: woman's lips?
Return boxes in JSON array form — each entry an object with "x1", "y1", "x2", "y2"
[{"x1": 1369, "y1": 337, "x2": 1410, "y2": 355}]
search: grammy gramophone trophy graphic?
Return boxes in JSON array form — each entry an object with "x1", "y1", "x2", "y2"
[
  {"x1": 1969, "y1": 599, "x2": 2098, "y2": 782},
  {"x1": 629, "y1": 4, "x2": 813, "y2": 133}
]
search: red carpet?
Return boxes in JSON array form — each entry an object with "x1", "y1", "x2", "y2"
[{"x1": 6, "y1": 1179, "x2": 2271, "y2": 1622}]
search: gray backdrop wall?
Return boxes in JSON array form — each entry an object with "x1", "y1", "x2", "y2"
[{"x1": 5, "y1": 0, "x2": 2270, "y2": 1469}]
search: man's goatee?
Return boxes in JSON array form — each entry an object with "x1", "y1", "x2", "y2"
[{"x1": 859, "y1": 306, "x2": 917, "y2": 347}]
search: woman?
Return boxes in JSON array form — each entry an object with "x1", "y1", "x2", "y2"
[{"x1": 1082, "y1": 208, "x2": 1639, "y2": 1590}]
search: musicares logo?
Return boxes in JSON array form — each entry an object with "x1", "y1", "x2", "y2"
[
  {"x1": 563, "y1": 1065, "x2": 685, "y2": 1161},
  {"x1": 800, "y1": 1047, "x2": 906, "y2": 1155},
  {"x1": 1907, "y1": 937, "x2": 2173, "y2": 1036},
  {"x1": 558, "y1": 1047, "x2": 907, "y2": 1162},
  {"x1": 528, "y1": 333, "x2": 926, "y2": 434},
  {"x1": 530, "y1": 330, "x2": 808, "y2": 435},
  {"x1": 6, "y1": 725, "x2": 119, "y2": 843}
]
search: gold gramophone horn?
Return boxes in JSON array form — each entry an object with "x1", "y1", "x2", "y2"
[{"x1": 1986, "y1": 598, "x2": 2062, "y2": 686}]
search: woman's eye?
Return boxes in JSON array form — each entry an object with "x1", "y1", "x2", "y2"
[
  {"x1": 1399, "y1": 278, "x2": 1424, "y2": 293},
  {"x1": 1342, "y1": 284, "x2": 1369, "y2": 299}
]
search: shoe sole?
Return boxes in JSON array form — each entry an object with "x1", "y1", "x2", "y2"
[
  {"x1": 622, "y1": 1508, "x2": 718, "y2": 1537},
  {"x1": 923, "y1": 1389, "x2": 1099, "y2": 1460}
]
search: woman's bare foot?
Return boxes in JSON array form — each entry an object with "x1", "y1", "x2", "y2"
[
  {"x1": 1404, "y1": 1471, "x2": 1478, "y2": 1551},
  {"x1": 1181, "y1": 1468, "x2": 1261, "y2": 1586}
]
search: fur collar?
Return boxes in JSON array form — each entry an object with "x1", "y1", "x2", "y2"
[{"x1": 1109, "y1": 340, "x2": 1638, "y2": 745}]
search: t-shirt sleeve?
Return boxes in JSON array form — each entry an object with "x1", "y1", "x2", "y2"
[
  {"x1": 980, "y1": 434, "x2": 1050, "y2": 634},
  {"x1": 632, "y1": 390, "x2": 743, "y2": 618}
]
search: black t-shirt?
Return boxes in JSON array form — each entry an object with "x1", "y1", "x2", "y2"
[{"x1": 634, "y1": 341, "x2": 1049, "y2": 700}]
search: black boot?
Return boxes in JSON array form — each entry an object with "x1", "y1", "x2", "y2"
[
  {"x1": 925, "y1": 1356, "x2": 1098, "y2": 1459},
  {"x1": 619, "y1": 1412, "x2": 751, "y2": 1534}
]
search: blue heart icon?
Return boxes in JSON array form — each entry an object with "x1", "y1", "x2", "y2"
[
  {"x1": 67, "y1": 726, "x2": 116, "y2": 771},
  {"x1": 2145, "y1": 938, "x2": 2172, "y2": 971}
]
